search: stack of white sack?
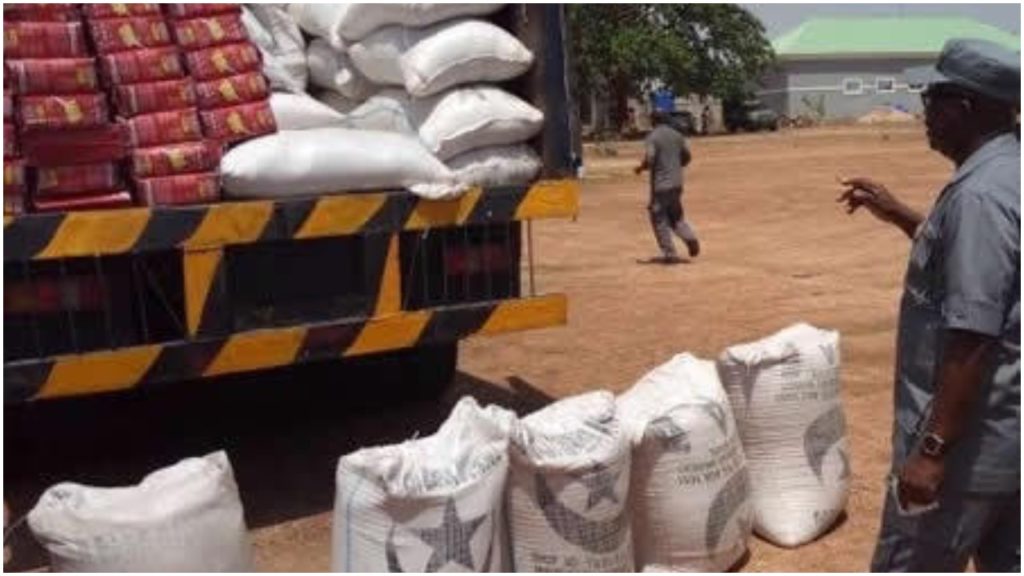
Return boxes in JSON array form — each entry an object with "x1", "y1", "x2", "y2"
[
  {"x1": 332, "y1": 397, "x2": 515, "y2": 572},
  {"x1": 617, "y1": 353, "x2": 753, "y2": 572},
  {"x1": 507, "y1": 391, "x2": 634, "y2": 572},
  {"x1": 287, "y1": 3, "x2": 544, "y2": 189},
  {"x1": 717, "y1": 323, "x2": 850, "y2": 548},
  {"x1": 27, "y1": 451, "x2": 253, "y2": 572}
]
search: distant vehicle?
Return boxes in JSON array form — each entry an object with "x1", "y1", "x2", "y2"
[{"x1": 724, "y1": 97, "x2": 779, "y2": 132}]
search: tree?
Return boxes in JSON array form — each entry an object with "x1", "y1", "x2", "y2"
[{"x1": 568, "y1": 4, "x2": 775, "y2": 132}]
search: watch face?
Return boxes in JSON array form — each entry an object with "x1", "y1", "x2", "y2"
[{"x1": 922, "y1": 434, "x2": 943, "y2": 456}]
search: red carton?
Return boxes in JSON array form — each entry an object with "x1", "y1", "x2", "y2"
[
  {"x1": 132, "y1": 140, "x2": 221, "y2": 178},
  {"x1": 83, "y1": 4, "x2": 162, "y2": 19},
  {"x1": 21, "y1": 124, "x2": 128, "y2": 167},
  {"x1": 195, "y1": 72, "x2": 268, "y2": 109},
  {"x1": 33, "y1": 190, "x2": 134, "y2": 213},
  {"x1": 6, "y1": 58, "x2": 99, "y2": 96},
  {"x1": 173, "y1": 14, "x2": 249, "y2": 50},
  {"x1": 4, "y1": 22, "x2": 88, "y2": 59},
  {"x1": 165, "y1": 4, "x2": 240, "y2": 20},
  {"x1": 125, "y1": 108, "x2": 203, "y2": 148},
  {"x1": 185, "y1": 43, "x2": 261, "y2": 81},
  {"x1": 87, "y1": 16, "x2": 173, "y2": 54},
  {"x1": 4, "y1": 122, "x2": 18, "y2": 158},
  {"x1": 36, "y1": 162, "x2": 122, "y2": 196},
  {"x1": 113, "y1": 78, "x2": 196, "y2": 117},
  {"x1": 200, "y1": 100, "x2": 276, "y2": 144},
  {"x1": 5, "y1": 193, "x2": 25, "y2": 215},
  {"x1": 4, "y1": 4, "x2": 79, "y2": 23},
  {"x1": 100, "y1": 47, "x2": 185, "y2": 85},
  {"x1": 135, "y1": 172, "x2": 220, "y2": 205},
  {"x1": 4, "y1": 90, "x2": 13, "y2": 121},
  {"x1": 19, "y1": 94, "x2": 109, "y2": 131}
]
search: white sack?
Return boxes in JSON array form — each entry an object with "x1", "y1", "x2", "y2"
[
  {"x1": 419, "y1": 86, "x2": 544, "y2": 160},
  {"x1": 221, "y1": 128, "x2": 465, "y2": 200},
  {"x1": 316, "y1": 90, "x2": 361, "y2": 115},
  {"x1": 269, "y1": 92, "x2": 348, "y2": 131},
  {"x1": 507, "y1": 392, "x2": 634, "y2": 572},
  {"x1": 307, "y1": 39, "x2": 377, "y2": 101},
  {"x1": 348, "y1": 25, "x2": 425, "y2": 86},
  {"x1": 717, "y1": 323, "x2": 849, "y2": 547},
  {"x1": 241, "y1": 4, "x2": 307, "y2": 93},
  {"x1": 341, "y1": 89, "x2": 424, "y2": 135},
  {"x1": 288, "y1": 3, "x2": 348, "y2": 50},
  {"x1": 447, "y1": 145, "x2": 541, "y2": 187},
  {"x1": 27, "y1": 451, "x2": 253, "y2": 572},
  {"x1": 305, "y1": 4, "x2": 505, "y2": 44},
  {"x1": 617, "y1": 353, "x2": 753, "y2": 572},
  {"x1": 402, "y1": 19, "x2": 534, "y2": 97},
  {"x1": 332, "y1": 397, "x2": 515, "y2": 572}
]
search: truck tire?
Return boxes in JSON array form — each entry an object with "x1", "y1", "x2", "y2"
[{"x1": 401, "y1": 342, "x2": 458, "y2": 400}]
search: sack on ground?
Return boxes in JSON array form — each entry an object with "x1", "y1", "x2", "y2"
[
  {"x1": 269, "y1": 92, "x2": 347, "y2": 131},
  {"x1": 447, "y1": 145, "x2": 541, "y2": 187},
  {"x1": 27, "y1": 451, "x2": 253, "y2": 572},
  {"x1": 241, "y1": 4, "x2": 308, "y2": 94},
  {"x1": 221, "y1": 127, "x2": 464, "y2": 200},
  {"x1": 418, "y1": 86, "x2": 544, "y2": 160},
  {"x1": 402, "y1": 19, "x2": 533, "y2": 97},
  {"x1": 307, "y1": 39, "x2": 377, "y2": 101},
  {"x1": 617, "y1": 353, "x2": 752, "y2": 572},
  {"x1": 508, "y1": 391, "x2": 634, "y2": 572},
  {"x1": 332, "y1": 397, "x2": 515, "y2": 572},
  {"x1": 717, "y1": 323, "x2": 849, "y2": 547}
]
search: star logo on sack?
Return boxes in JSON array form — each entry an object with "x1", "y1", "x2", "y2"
[
  {"x1": 384, "y1": 498, "x2": 492, "y2": 573},
  {"x1": 534, "y1": 472, "x2": 629, "y2": 554},
  {"x1": 803, "y1": 406, "x2": 847, "y2": 483},
  {"x1": 576, "y1": 464, "x2": 621, "y2": 511}
]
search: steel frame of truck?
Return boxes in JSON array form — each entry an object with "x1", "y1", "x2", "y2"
[{"x1": 3, "y1": 5, "x2": 581, "y2": 403}]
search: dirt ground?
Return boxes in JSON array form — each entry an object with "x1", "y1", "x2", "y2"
[{"x1": 4, "y1": 123, "x2": 953, "y2": 572}]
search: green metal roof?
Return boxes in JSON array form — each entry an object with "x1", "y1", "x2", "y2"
[{"x1": 773, "y1": 17, "x2": 1020, "y2": 58}]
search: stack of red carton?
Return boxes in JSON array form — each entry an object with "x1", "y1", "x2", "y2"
[
  {"x1": 84, "y1": 3, "x2": 221, "y2": 206},
  {"x1": 4, "y1": 78, "x2": 25, "y2": 215},
  {"x1": 167, "y1": 4, "x2": 276, "y2": 148},
  {"x1": 5, "y1": 4, "x2": 133, "y2": 213}
]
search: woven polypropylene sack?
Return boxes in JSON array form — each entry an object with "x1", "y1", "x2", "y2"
[
  {"x1": 617, "y1": 353, "x2": 753, "y2": 572},
  {"x1": 292, "y1": 4, "x2": 504, "y2": 45},
  {"x1": 507, "y1": 391, "x2": 634, "y2": 572},
  {"x1": 241, "y1": 4, "x2": 308, "y2": 93},
  {"x1": 306, "y1": 38, "x2": 377, "y2": 101},
  {"x1": 269, "y1": 92, "x2": 347, "y2": 131},
  {"x1": 717, "y1": 323, "x2": 849, "y2": 547},
  {"x1": 27, "y1": 451, "x2": 253, "y2": 572},
  {"x1": 220, "y1": 127, "x2": 465, "y2": 200},
  {"x1": 447, "y1": 144, "x2": 541, "y2": 187},
  {"x1": 418, "y1": 86, "x2": 543, "y2": 161},
  {"x1": 332, "y1": 397, "x2": 515, "y2": 572}
]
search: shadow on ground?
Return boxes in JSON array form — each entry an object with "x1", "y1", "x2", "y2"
[{"x1": 4, "y1": 357, "x2": 552, "y2": 571}]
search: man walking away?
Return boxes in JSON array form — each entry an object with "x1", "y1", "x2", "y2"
[
  {"x1": 635, "y1": 111, "x2": 700, "y2": 264},
  {"x1": 837, "y1": 38, "x2": 1020, "y2": 572}
]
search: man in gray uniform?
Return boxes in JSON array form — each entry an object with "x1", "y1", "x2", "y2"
[
  {"x1": 635, "y1": 111, "x2": 700, "y2": 263},
  {"x1": 838, "y1": 39, "x2": 1019, "y2": 572}
]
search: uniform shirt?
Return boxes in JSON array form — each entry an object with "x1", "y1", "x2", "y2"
[
  {"x1": 892, "y1": 132, "x2": 1020, "y2": 493},
  {"x1": 644, "y1": 124, "x2": 690, "y2": 194}
]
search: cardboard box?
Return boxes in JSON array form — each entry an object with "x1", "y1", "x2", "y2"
[
  {"x1": 19, "y1": 93, "x2": 109, "y2": 131},
  {"x1": 184, "y1": 42, "x2": 261, "y2": 81},
  {"x1": 87, "y1": 16, "x2": 173, "y2": 54},
  {"x1": 4, "y1": 122, "x2": 18, "y2": 158},
  {"x1": 100, "y1": 46, "x2": 185, "y2": 85},
  {"x1": 164, "y1": 4, "x2": 240, "y2": 20},
  {"x1": 83, "y1": 4, "x2": 162, "y2": 19},
  {"x1": 135, "y1": 172, "x2": 220, "y2": 205},
  {"x1": 173, "y1": 13, "x2": 248, "y2": 50},
  {"x1": 33, "y1": 190, "x2": 134, "y2": 212},
  {"x1": 21, "y1": 124, "x2": 129, "y2": 167},
  {"x1": 36, "y1": 162, "x2": 122, "y2": 196},
  {"x1": 4, "y1": 4, "x2": 79, "y2": 23},
  {"x1": 200, "y1": 100, "x2": 276, "y2": 144}
]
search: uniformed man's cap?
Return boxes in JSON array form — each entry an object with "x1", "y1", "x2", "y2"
[{"x1": 906, "y1": 38, "x2": 1020, "y2": 105}]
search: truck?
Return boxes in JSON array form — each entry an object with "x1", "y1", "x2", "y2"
[{"x1": 3, "y1": 4, "x2": 581, "y2": 404}]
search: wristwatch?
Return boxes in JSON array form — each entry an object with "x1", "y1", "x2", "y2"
[{"x1": 920, "y1": 432, "x2": 948, "y2": 459}]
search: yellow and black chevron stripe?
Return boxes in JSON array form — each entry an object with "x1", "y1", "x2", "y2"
[
  {"x1": 4, "y1": 180, "x2": 580, "y2": 261},
  {"x1": 4, "y1": 295, "x2": 567, "y2": 403}
]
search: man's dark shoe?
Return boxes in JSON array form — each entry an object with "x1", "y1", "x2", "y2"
[{"x1": 685, "y1": 239, "x2": 701, "y2": 258}]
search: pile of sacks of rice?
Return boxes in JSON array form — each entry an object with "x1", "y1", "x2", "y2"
[
  {"x1": 23, "y1": 323, "x2": 850, "y2": 571},
  {"x1": 225, "y1": 3, "x2": 544, "y2": 201}
]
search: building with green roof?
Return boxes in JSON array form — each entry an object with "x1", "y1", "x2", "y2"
[{"x1": 757, "y1": 17, "x2": 1021, "y2": 120}]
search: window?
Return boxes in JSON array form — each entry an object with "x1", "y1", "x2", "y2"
[
  {"x1": 875, "y1": 77, "x2": 895, "y2": 93},
  {"x1": 842, "y1": 77, "x2": 863, "y2": 95}
]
